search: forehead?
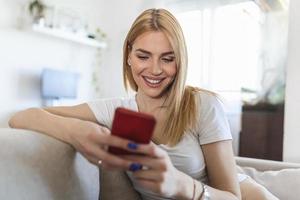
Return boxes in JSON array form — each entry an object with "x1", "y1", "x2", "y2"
[{"x1": 132, "y1": 31, "x2": 173, "y2": 54}]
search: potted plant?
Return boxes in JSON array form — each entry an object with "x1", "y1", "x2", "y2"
[{"x1": 28, "y1": 0, "x2": 46, "y2": 23}]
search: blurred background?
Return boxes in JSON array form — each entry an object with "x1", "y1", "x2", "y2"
[{"x1": 1, "y1": 0, "x2": 299, "y2": 163}]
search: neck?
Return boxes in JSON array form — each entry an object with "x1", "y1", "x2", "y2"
[{"x1": 136, "y1": 90, "x2": 169, "y2": 114}]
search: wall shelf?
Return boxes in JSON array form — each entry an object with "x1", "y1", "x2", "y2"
[{"x1": 32, "y1": 25, "x2": 107, "y2": 48}]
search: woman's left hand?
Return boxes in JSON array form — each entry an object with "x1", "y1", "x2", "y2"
[{"x1": 120, "y1": 142, "x2": 193, "y2": 199}]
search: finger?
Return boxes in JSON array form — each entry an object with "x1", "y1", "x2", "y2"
[
  {"x1": 81, "y1": 152, "x2": 100, "y2": 166},
  {"x1": 100, "y1": 134, "x2": 145, "y2": 153},
  {"x1": 102, "y1": 134, "x2": 130, "y2": 149},
  {"x1": 86, "y1": 144, "x2": 132, "y2": 169},
  {"x1": 99, "y1": 126, "x2": 111, "y2": 135},
  {"x1": 126, "y1": 142, "x2": 167, "y2": 158},
  {"x1": 90, "y1": 130, "x2": 152, "y2": 154},
  {"x1": 122, "y1": 155, "x2": 167, "y2": 170},
  {"x1": 89, "y1": 126, "x2": 129, "y2": 149}
]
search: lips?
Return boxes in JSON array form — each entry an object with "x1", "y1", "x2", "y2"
[{"x1": 142, "y1": 76, "x2": 165, "y2": 88}]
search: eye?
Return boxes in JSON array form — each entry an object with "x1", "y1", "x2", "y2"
[
  {"x1": 162, "y1": 57, "x2": 175, "y2": 63},
  {"x1": 137, "y1": 55, "x2": 149, "y2": 60}
]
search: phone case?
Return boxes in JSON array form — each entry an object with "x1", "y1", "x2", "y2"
[{"x1": 108, "y1": 107, "x2": 156, "y2": 155}]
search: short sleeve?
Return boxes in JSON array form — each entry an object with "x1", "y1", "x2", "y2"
[
  {"x1": 196, "y1": 92, "x2": 232, "y2": 145},
  {"x1": 87, "y1": 97, "x2": 137, "y2": 129}
]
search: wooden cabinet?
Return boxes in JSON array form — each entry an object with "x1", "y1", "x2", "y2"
[{"x1": 239, "y1": 104, "x2": 284, "y2": 161}]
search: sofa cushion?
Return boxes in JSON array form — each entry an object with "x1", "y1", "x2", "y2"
[
  {"x1": 238, "y1": 166, "x2": 300, "y2": 200},
  {"x1": 0, "y1": 128, "x2": 99, "y2": 200}
]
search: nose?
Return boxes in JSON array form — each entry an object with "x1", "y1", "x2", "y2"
[{"x1": 150, "y1": 59, "x2": 163, "y2": 75}]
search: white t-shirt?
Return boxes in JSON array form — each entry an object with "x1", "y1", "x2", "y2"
[{"x1": 88, "y1": 92, "x2": 244, "y2": 200}]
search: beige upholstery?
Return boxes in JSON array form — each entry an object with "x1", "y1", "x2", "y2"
[
  {"x1": 236, "y1": 156, "x2": 300, "y2": 171},
  {"x1": 0, "y1": 128, "x2": 99, "y2": 200},
  {"x1": 100, "y1": 157, "x2": 300, "y2": 200},
  {"x1": 236, "y1": 157, "x2": 300, "y2": 200},
  {"x1": 1, "y1": 128, "x2": 300, "y2": 200}
]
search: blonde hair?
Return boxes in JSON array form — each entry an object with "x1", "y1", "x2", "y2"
[{"x1": 123, "y1": 8, "x2": 201, "y2": 146}]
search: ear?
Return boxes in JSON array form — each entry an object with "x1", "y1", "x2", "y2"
[{"x1": 127, "y1": 56, "x2": 131, "y2": 66}]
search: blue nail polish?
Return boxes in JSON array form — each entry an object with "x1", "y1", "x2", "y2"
[
  {"x1": 129, "y1": 163, "x2": 142, "y2": 172},
  {"x1": 128, "y1": 142, "x2": 138, "y2": 150}
]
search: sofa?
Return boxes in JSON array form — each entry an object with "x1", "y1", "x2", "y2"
[
  {"x1": 1, "y1": 128, "x2": 300, "y2": 200},
  {"x1": 100, "y1": 156, "x2": 300, "y2": 200},
  {"x1": 0, "y1": 128, "x2": 99, "y2": 200}
]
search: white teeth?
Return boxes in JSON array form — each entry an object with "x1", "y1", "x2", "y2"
[{"x1": 144, "y1": 77, "x2": 163, "y2": 84}]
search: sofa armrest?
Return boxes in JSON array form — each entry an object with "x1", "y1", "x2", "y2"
[
  {"x1": 0, "y1": 128, "x2": 99, "y2": 200},
  {"x1": 235, "y1": 156, "x2": 300, "y2": 171}
]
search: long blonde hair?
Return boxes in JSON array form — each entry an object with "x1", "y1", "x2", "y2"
[{"x1": 123, "y1": 8, "x2": 201, "y2": 146}]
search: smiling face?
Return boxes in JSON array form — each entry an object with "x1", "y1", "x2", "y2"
[{"x1": 128, "y1": 31, "x2": 177, "y2": 99}]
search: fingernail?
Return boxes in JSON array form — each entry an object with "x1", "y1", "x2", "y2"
[
  {"x1": 129, "y1": 163, "x2": 142, "y2": 172},
  {"x1": 128, "y1": 142, "x2": 138, "y2": 150}
]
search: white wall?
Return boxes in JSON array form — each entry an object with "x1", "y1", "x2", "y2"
[
  {"x1": 284, "y1": 0, "x2": 300, "y2": 163},
  {"x1": 0, "y1": 0, "x2": 157, "y2": 127},
  {"x1": 92, "y1": 0, "x2": 159, "y2": 98},
  {"x1": 0, "y1": 0, "x2": 97, "y2": 127}
]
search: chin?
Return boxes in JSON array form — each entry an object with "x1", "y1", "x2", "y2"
[
  {"x1": 143, "y1": 90, "x2": 164, "y2": 98},
  {"x1": 142, "y1": 85, "x2": 172, "y2": 99}
]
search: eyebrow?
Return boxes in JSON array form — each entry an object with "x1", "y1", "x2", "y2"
[{"x1": 134, "y1": 48, "x2": 174, "y2": 56}]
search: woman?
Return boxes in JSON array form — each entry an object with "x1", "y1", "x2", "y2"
[{"x1": 9, "y1": 8, "x2": 278, "y2": 200}]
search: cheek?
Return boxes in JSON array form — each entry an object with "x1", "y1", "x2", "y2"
[
  {"x1": 165, "y1": 64, "x2": 177, "y2": 77},
  {"x1": 130, "y1": 64, "x2": 144, "y2": 84},
  {"x1": 130, "y1": 64, "x2": 144, "y2": 76},
  {"x1": 131, "y1": 59, "x2": 147, "y2": 74}
]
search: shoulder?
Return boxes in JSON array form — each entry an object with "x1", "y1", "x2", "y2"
[
  {"x1": 184, "y1": 87, "x2": 219, "y2": 105},
  {"x1": 194, "y1": 89, "x2": 223, "y2": 113},
  {"x1": 193, "y1": 90, "x2": 232, "y2": 144},
  {"x1": 193, "y1": 89, "x2": 228, "y2": 126}
]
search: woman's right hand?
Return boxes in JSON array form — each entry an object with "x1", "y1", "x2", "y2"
[{"x1": 69, "y1": 120, "x2": 135, "y2": 170}]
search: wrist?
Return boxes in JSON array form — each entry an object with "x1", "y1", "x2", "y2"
[
  {"x1": 64, "y1": 117, "x2": 82, "y2": 144},
  {"x1": 196, "y1": 182, "x2": 210, "y2": 200},
  {"x1": 183, "y1": 180, "x2": 201, "y2": 200},
  {"x1": 174, "y1": 171, "x2": 195, "y2": 200}
]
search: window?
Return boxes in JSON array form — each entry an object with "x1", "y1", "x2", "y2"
[
  {"x1": 176, "y1": 1, "x2": 263, "y2": 92},
  {"x1": 169, "y1": 0, "x2": 289, "y2": 155},
  {"x1": 171, "y1": 1, "x2": 265, "y2": 154}
]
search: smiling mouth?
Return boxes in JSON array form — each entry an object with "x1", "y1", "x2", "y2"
[{"x1": 142, "y1": 76, "x2": 165, "y2": 87}]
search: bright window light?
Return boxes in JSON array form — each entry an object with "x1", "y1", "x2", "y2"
[{"x1": 176, "y1": 1, "x2": 263, "y2": 92}]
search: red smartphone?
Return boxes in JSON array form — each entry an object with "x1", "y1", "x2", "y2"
[{"x1": 108, "y1": 107, "x2": 156, "y2": 155}]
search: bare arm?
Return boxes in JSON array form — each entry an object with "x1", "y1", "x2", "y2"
[
  {"x1": 43, "y1": 103, "x2": 98, "y2": 123},
  {"x1": 8, "y1": 104, "x2": 138, "y2": 169},
  {"x1": 198, "y1": 140, "x2": 241, "y2": 200},
  {"x1": 8, "y1": 103, "x2": 96, "y2": 144},
  {"x1": 175, "y1": 140, "x2": 241, "y2": 200}
]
